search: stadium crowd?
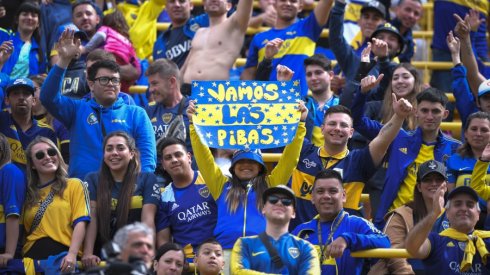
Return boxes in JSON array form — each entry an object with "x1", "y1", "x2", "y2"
[{"x1": 1, "y1": 0, "x2": 490, "y2": 274}]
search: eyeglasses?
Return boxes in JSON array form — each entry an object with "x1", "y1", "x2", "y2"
[
  {"x1": 267, "y1": 195, "x2": 293, "y2": 206},
  {"x1": 34, "y1": 148, "x2": 57, "y2": 160},
  {"x1": 94, "y1": 76, "x2": 121, "y2": 86}
]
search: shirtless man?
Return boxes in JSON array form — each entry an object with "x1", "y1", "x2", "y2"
[{"x1": 181, "y1": 0, "x2": 253, "y2": 83}]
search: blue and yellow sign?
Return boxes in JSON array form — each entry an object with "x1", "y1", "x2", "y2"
[{"x1": 191, "y1": 80, "x2": 301, "y2": 150}]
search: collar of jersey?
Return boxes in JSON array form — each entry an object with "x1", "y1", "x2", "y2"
[{"x1": 318, "y1": 147, "x2": 349, "y2": 159}]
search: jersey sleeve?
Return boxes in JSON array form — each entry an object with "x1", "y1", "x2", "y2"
[
  {"x1": 142, "y1": 173, "x2": 161, "y2": 205},
  {"x1": 69, "y1": 179, "x2": 91, "y2": 226}
]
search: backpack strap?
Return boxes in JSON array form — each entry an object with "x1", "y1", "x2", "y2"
[{"x1": 258, "y1": 232, "x2": 284, "y2": 269}]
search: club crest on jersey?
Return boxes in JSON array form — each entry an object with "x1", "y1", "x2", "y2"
[
  {"x1": 288, "y1": 247, "x2": 299, "y2": 259},
  {"x1": 458, "y1": 241, "x2": 467, "y2": 252},
  {"x1": 87, "y1": 113, "x2": 98, "y2": 125},
  {"x1": 162, "y1": 113, "x2": 174, "y2": 124},
  {"x1": 199, "y1": 186, "x2": 210, "y2": 198}
]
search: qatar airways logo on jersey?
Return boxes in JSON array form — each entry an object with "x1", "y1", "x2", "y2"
[
  {"x1": 177, "y1": 202, "x2": 212, "y2": 222},
  {"x1": 449, "y1": 261, "x2": 482, "y2": 274}
]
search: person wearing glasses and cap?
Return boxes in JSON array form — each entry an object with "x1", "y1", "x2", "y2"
[
  {"x1": 40, "y1": 29, "x2": 156, "y2": 180},
  {"x1": 231, "y1": 185, "x2": 320, "y2": 274},
  {"x1": 406, "y1": 184, "x2": 490, "y2": 274},
  {"x1": 293, "y1": 169, "x2": 389, "y2": 275},
  {"x1": 0, "y1": 77, "x2": 57, "y2": 171}
]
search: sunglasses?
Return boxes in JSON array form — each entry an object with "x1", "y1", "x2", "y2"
[
  {"x1": 34, "y1": 148, "x2": 57, "y2": 160},
  {"x1": 267, "y1": 195, "x2": 293, "y2": 206}
]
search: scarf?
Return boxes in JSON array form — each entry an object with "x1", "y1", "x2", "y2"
[{"x1": 439, "y1": 228, "x2": 490, "y2": 272}]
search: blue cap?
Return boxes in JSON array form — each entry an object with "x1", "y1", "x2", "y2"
[
  {"x1": 229, "y1": 149, "x2": 266, "y2": 175},
  {"x1": 6, "y1": 77, "x2": 35, "y2": 95},
  {"x1": 448, "y1": 186, "x2": 479, "y2": 202},
  {"x1": 478, "y1": 79, "x2": 490, "y2": 98},
  {"x1": 55, "y1": 23, "x2": 88, "y2": 42}
]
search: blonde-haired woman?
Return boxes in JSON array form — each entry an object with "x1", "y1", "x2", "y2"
[{"x1": 23, "y1": 136, "x2": 89, "y2": 273}]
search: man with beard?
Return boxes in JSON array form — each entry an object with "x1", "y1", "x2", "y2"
[{"x1": 0, "y1": 77, "x2": 57, "y2": 170}]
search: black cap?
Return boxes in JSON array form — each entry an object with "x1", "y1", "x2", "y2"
[
  {"x1": 370, "y1": 22, "x2": 405, "y2": 56},
  {"x1": 262, "y1": 185, "x2": 296, "y2": 207},
  {"x1": 417, "y1": 160, "x2": 447, "y2": 181},
  {"x1": 448, "y1": 186, "x2": 479, "y2": 202},
  {"x1": 361, "y1": 1, "x2": 386, "y2": 18}
]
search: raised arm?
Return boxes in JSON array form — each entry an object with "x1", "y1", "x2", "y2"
[
  {"x1": 231, "y1": 0, "x2": 254, "y2": 33},
  {"x1": 187, "y1": 101, "x2": 229, "y2": 200},
  {"x1": 454, "y1": 13, "x2": 486, "y2": 95},
  {"x1": 405, "y1": 183, "x2": 446, "y2": 259},
  {"x1": 313, "y1": 0, "x2": 334, "y2": 26},
  {"x1": 368, "y1": 92, "x2": 412, "y2": 166},
  {"x1": 471, "y1": 143, "x2": 490, "y2": 200},
  {"x1": 448, "y1": 31, "x2": 478, "y2": 125}
]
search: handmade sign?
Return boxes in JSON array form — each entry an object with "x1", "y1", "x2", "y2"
[{"x1": 191, "y1": 80, "x2": 301, "y2": 149}]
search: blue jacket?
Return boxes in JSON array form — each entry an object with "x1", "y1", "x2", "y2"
[
  {"x1": 293, "y1": 211, "x2": 390, "y2": 275},
  {"x1": 40, "y1": 65, "x2": 156, "y2": 180},
  {"x1": 451, "y1": 64, "x2": 478, "y2": 127},
  {"x1": 231, "y1": 233, "x2": 320, "y2": 274},
  {"x1": 0, "y1": 30, "x2": 46, "y2": 77},
  {"x1": 373, "y1": 127, "x2": 460, "y2": 229}
]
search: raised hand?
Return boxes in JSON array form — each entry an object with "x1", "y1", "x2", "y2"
[
  {"x1": 432, "y1": 182, "x2": 447, "y2": 217},
  {"x1": 371, "y1": 37, "x2": 388, "y2": 59},
  {"x1": 361, "y1": 42, "x2": 372, "y2": 63},
  {"x1": 186, "y1": 100, "x2": 197, "y2": 123},
  {"x1": 276, "y1": 64, "x2": 294, "y2": 81},
  {"x1": 468, "y1": 9, "x2": 485, "y2": 32},
  {"x1": 55, "y1": 29, "x2": 81, "y2": 68},
  {"x1": 360, "y1": 74, "x2": 384, "y2": 94},
  {"x1": 297, "y1": 100, "x2": 308, "y2": 122},
  {"x1": 262, "y1": 5, "x2": 277, "y2": 27},
  {"x1": 265, "y1": 38, "x2": 283, "y2": 59},
  {"x1": 481, "y1": 143, "x2": 490, "y2": 162},
  {"x1": 453, "y1": 13, "x2": 471, "y2": 41},
  {"x1": 392, "y1": 93, "x2": 413, "y2": 119},
  {"x1": 446, "y1": 31, "x2": 460, "y2": 55},
  {"x1": 0, "y1": 40, "x2": 13, "y2": 66}
]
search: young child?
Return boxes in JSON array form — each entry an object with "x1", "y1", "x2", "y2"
[{"x1": 82, "y1": 9, "x2": 140, "y2": 92}]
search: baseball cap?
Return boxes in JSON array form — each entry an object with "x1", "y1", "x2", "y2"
[
  {"x1": 417, "y1": 160, "x2": 447, "y2": 181},
  {"x1": 5, "y1": 77, "x2": 35, "y2": 96},
  {"x1": 262, "y1": 185, "x2": 296, "y2": 207},
  {"x1": 361, "y1": 1, "x2": 386, "y2": 19},
  {"x1": 447, "y1": 186, "x2": 479, "y2": 202},
  {"x1": 370, "y1": 22, "x2": 405, "y2": 56},
  {"x1": 55, "y1": 23, "x2": 89, "y2": 42},
  {"x1": 229, "y1": 149, "x2": 266, "y2": 175},
  {"x1": 478, "y1": 79, "x2": 490, "y2": 98}
]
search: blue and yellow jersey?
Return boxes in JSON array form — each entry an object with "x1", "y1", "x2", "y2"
[
  {"x1": 245, "y1": 13, "x2": 323, "y2": 97},
  {"x1": 156, "y1": 171, "x2": 217, "y2": 261},
  {"x1": 231, "y1": 233, "x2": 320, "y2": 274},
  {"x1": 0, "y1": 111, "x2": 58, "y2": 170},
  {"x1": 189, "y1": 122, "x2": 306, "y2": 249},
  {"x1": 293, "y1": 212, "x2": 390, "y2": 275},
  {"x1": 433, "y1": 0, "x2": 489, "y2": 57},
  {"x1": 448, "y1": 154, "x2": 490, "y2": 189},
  {"x1": 0, "y1": 163, "x2": 26, "y2": 255},
  {"x1": 424, "y1": 232, "x2": 490, "y2": 274},
  {"x1": 291, "y1": 140, "x2": 376, "y2": 227},
  {"x1": 22, "y1": 178, "x2": 90, "y2": 255},
  {"x1": 86, "y1": 172, "x2": 161, "y2": 237},
  {"x1": 470, "y1": 160, "x2": 490, "y2": 201}
]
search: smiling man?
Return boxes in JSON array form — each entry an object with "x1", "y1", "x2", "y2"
[
  {"x1": 231, "y1": 185, "x2": 320, "y2": 274},
  {"x1": 293, "y1": 169, "x2": 389, "y2": 275},
  {"x1": 40, "y1": 29, "x2": 156, "y2": 179},
  {"x1": 155, "y1": 137, "x2": 217, "y2": 264},
  {"x1": 406, "y1": 185, "x2": 490, "y2": 274}
]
